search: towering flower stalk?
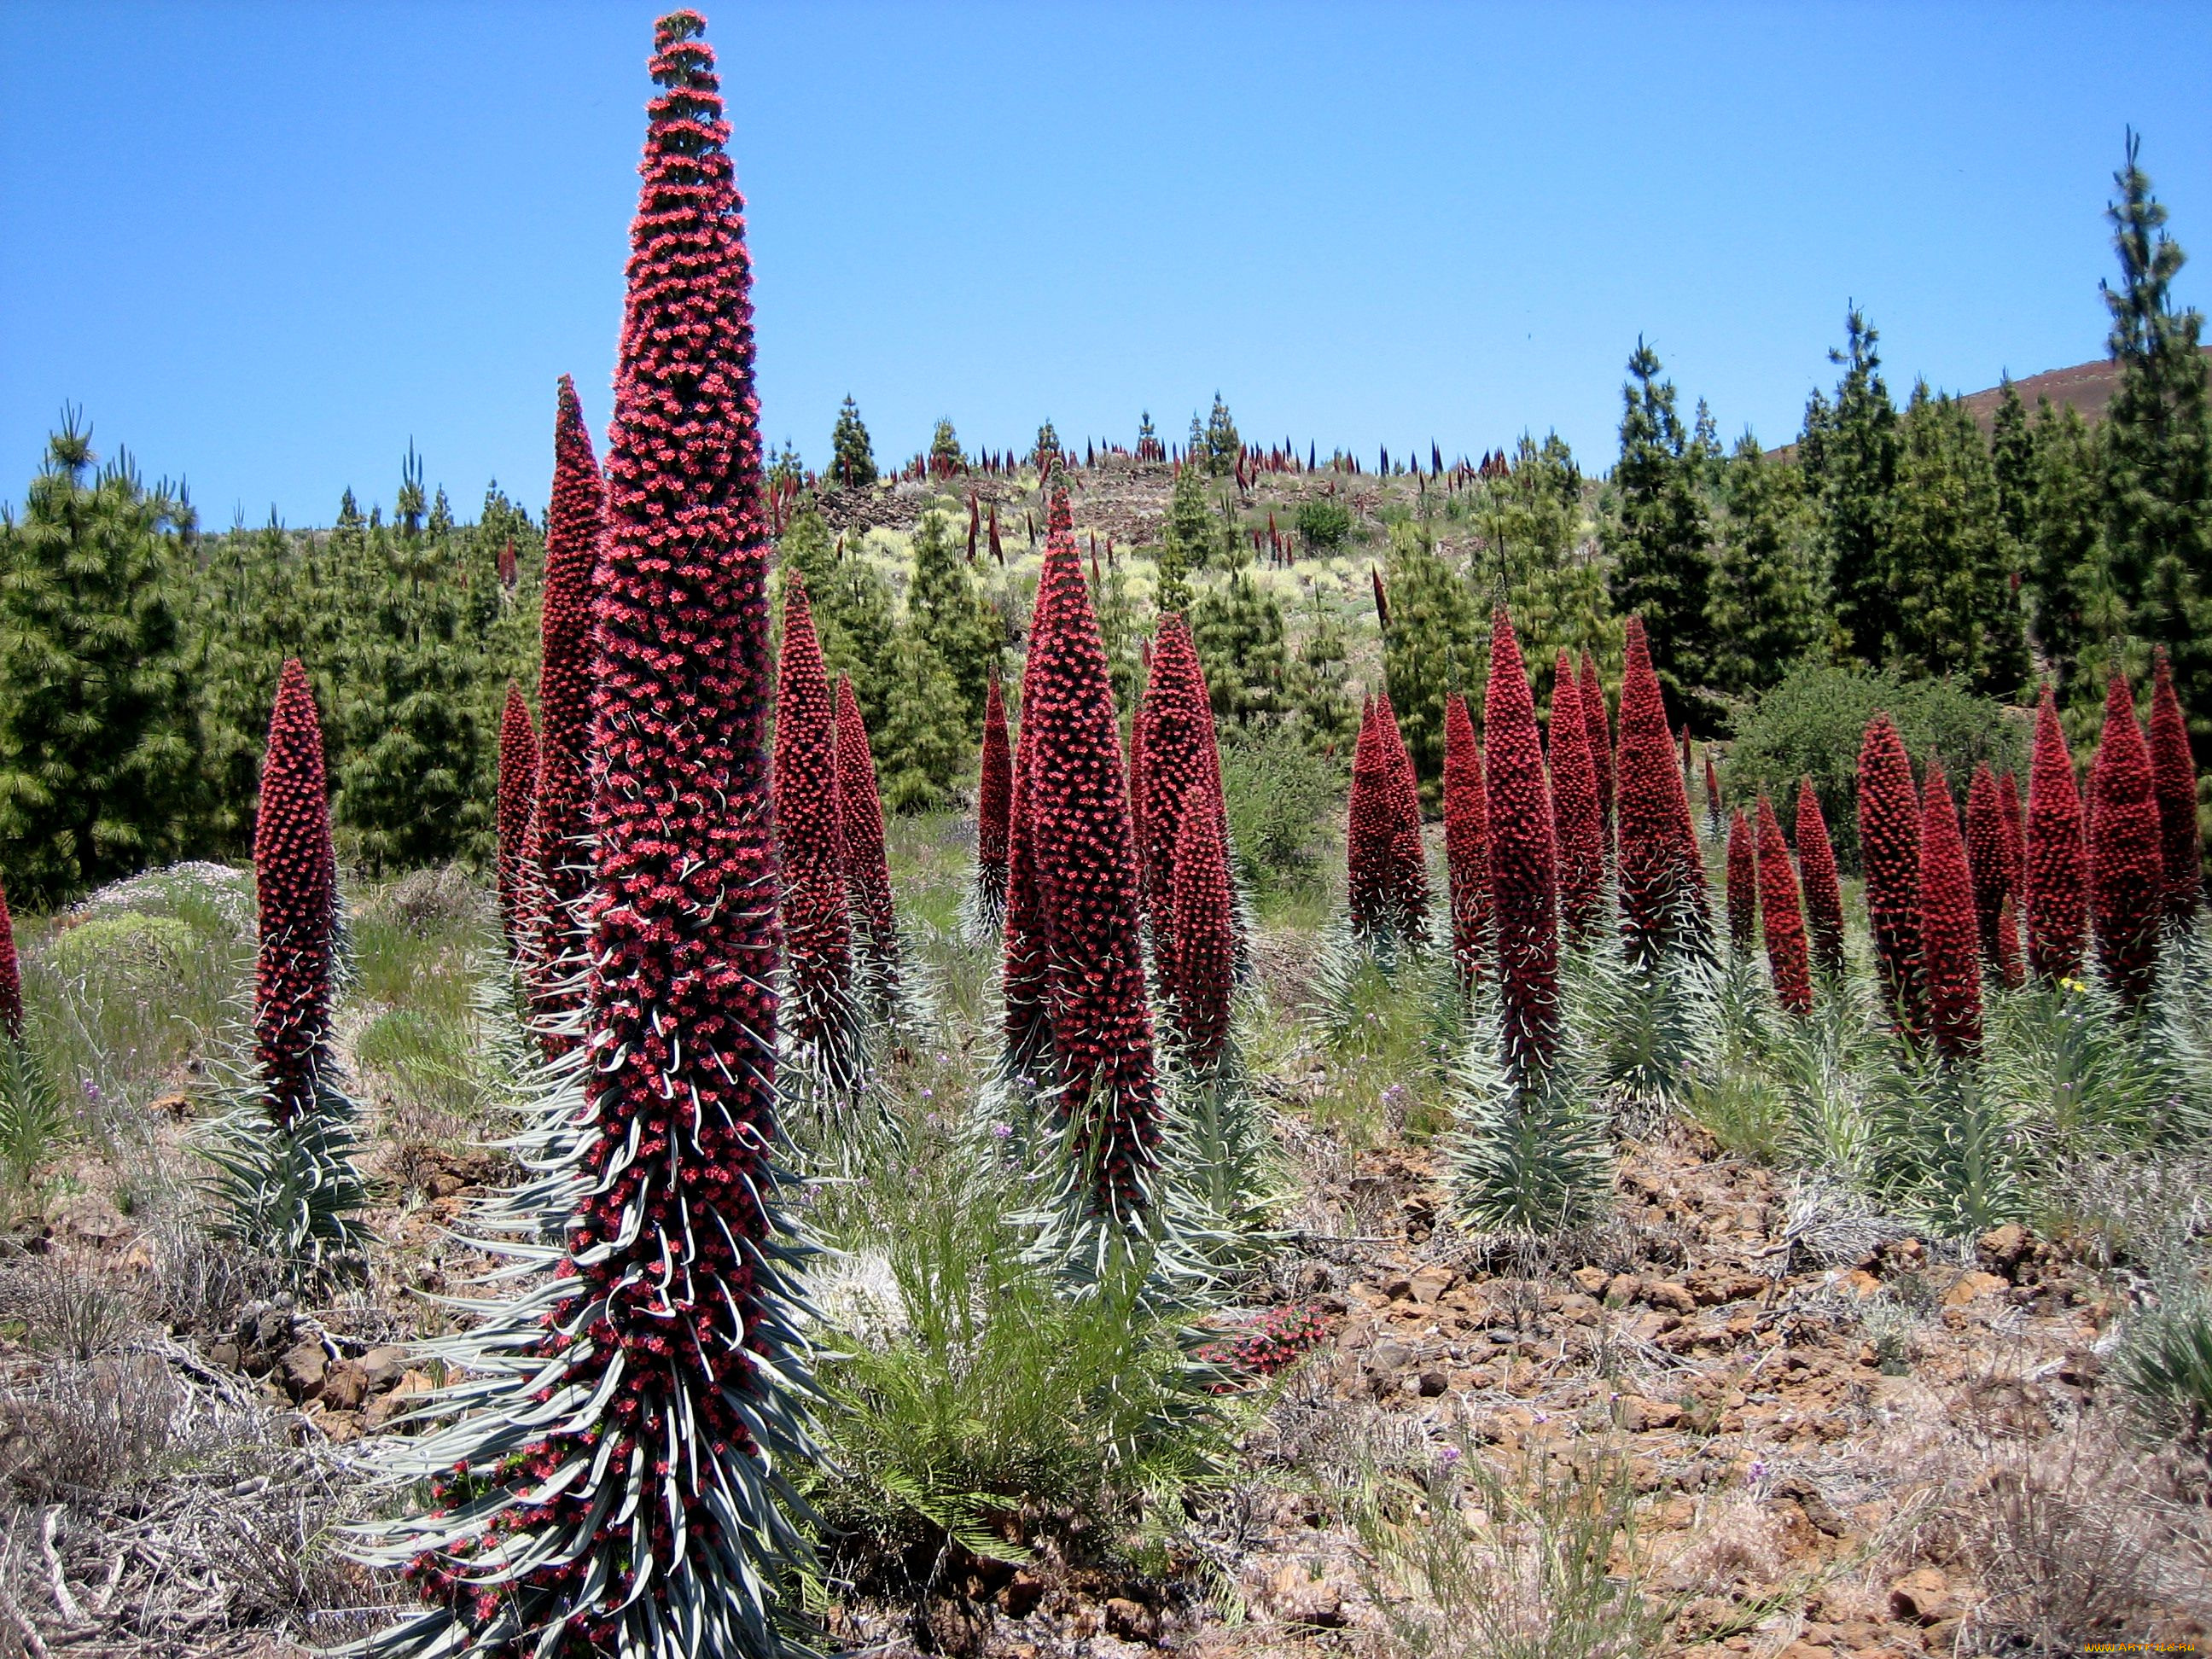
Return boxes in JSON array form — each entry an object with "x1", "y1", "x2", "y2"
[
  {"x1": 1001, "y1": 577, "x2": 1064, "y2": 1091},
  {"x1": 494, "y1": 684, "x2": 537, "y2": 948},
  {"x1": 1377, "y1": 690, "x2": 1429, "y2": 933},
  {"x1": 254, "y1": 659, "x2": 338, "y2": 1128},
  {"x1": 1577, "y1": 649, "x2": 1613, "y2": 850},
  {"x1": 1615, "y1": 618, "x2": 1703, "y2": 958},
  {"x1": 1346, "y1": 696, "x2": 1397, "y2": 940},
  {"x1": 1965, "y1": 764, "x2": 2015, "y2": 982},
  {"x1": 969, "y1": 674, "x2": 1013, "y2": 936},
  {"x1": 526, "y1": 372, "x2": 608, "y2": 1046},
  {"x1": 2025, "y1": 686, "x2": 2088, "y2": 987},
  {"x1": 0, "y1": 878, "x2": 20, "y2": 1039},
  {"x1": 1547, "y1": 652, "x2": 1604, "y2": 944},
  {"x1": 1755, "y1": 795, "x2": 1812, "y2": 1014},
  {"x1": 1858, "y1": 713, "x2": 1924, "y2": 1037},
  {"x1": 2089, "y1": 670, "x2": 2163, "y2": 1007},
  {"x1": 362, "y1": 20, "x2": 816, "y2": 1653},
  {"x1": 835, "y1": 673, "x2": 901, "y2": 1013},
  {"x1": 2151, "y1": 650, "x2": 2203, "y2": 920},
  {"x1": 1483, "y1": 610, "x2": 1560, "y2": 1080},
  {"x1": 1138, "y1": 614, "x2": 1225, "y2": 987},
  {"x1": 1703, "y1": 752, "x2": 1724, "y2": 840},
  {"x1": 1170, "y1": 790, "x2": 1236, "y2": 1075},
  {"x1": 1796, "y1": 778, "x2": 1847, "y2": 979},
  {"x1": 1918, "y1": 761, "x2": 1982, "y2": 1061},
  {"x1": 1024, "y1": 488, "x2": 1159, "y2": 1220},
  {"x1": 1725, "y1": 808, "x2": 1757, "y2": 953},
  {"x1": 2000, "y1": 771, "x2": 2026, "y2": 902},
  {"x1": 1443, "y1": 690, "x2": 1493, "y2": 987}
]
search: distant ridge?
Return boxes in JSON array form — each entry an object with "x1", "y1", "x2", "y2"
[{"x1": 1954, "y1": 346, "x2": 2212, "y2": 432}]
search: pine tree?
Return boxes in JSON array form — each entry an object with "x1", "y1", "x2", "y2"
[
  {"x1": 776, "y1": 507, "x2": 894, "y2": 726},
  {"x1": 1090, "y1": 553, "x2": 1144, "y2": 717},
  {"x1": 1288, "y1": 591, "x2": 1359, "y2": 759},
  {"x1": 907, "y1": 506, "x2": 1000, "y2": 725},
  {"x1": 830, "y1": 393, "x2": 878, "y2": 487},
  {"x1": 1989, "y1": 377, "x2": 2034, "y2": 551},
  {"x1": 930, "y1": 416, "x2": 965, "y2": 474},
  {"x1": 1708, "y1": 434, "x2": 1819, "y2": 698},
  {"x1": 2021, "y1": 398, "x2": 2105, "y2": 690},
  {"x1": 874, "y1": 624, "x2": 969, "y2": 813},
  {"x1": 1204, "y1": 393, "x2": 1241, "y2": 475},
  {"x1": 1156, "y1": 458, "x2": 1214, "y2": 608},
  {"x1": 1801, "y1": 307, "x2": 1900, "y2": 670},
  {"x1": 1887, "y1": 386, "x2": 2030, "y2": 696},
  {"x1": 1034, "y1": 419, "x2": 1062, "y2": 474},
  {"x1": 1190, "y1": 563, "x2": 1288, "y2": 728},
  {"x1": 0, "y1": 415, "x2": 203, "y2": 905},
  {"x1": 2101, "y1": 132, "x2": 2212, "y2": 765},
  {"x1": 1378, "y1": 522, "x2": 1481, "y2": 809},
  {"x1": 1604, "y1": 342, "x2": 1719, "y2": 726}
]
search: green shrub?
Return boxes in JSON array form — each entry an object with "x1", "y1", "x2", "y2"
[
  {"x1": 2115, "y1": 1290, "x2": 2212, "y2": 1458},
  {"x1": 1728, "y1": 665, "x2": 2028, "y2": 871},
  {"x1": 49, "y1": 913, "x2": 196, "y2": 985},
  {"x1": 1220, "y1": 723, "x2": 1336, "y2": 894},
  {"x1": 1295, "y1": 497, "x2": 1353, "y2": 553}
]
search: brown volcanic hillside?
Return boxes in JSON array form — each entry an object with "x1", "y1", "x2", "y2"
[{"x1": 1955, "y1": 345, "x2": 2212, "y2": 431}]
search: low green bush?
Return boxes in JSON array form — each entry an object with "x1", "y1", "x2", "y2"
[
  {"x1": 1220, "y1": 722, "x2": 1336, "y2": 895},
  {"x1": 1295, "y1": 497, "x2": 1353, "y2": 553}
]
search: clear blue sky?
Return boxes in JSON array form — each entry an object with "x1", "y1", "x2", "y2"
[{"x1": 3, "y1": 3, "x2": 2208, "y2": 528}]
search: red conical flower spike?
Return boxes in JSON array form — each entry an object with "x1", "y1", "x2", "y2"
[
  {"x1": 1139, "y1": 614, "x2": 1225, "y2": 987},
  {"x1": 1024, "y1": 488, "x2": 1159, "y2": 1217},
  {"x1": 1918, "y1": 761, "x2": 1982, "y2": 1060},
  {"x1": 1170, "y1": 789, "x2": 1236, "y2": 1074},
  {"x1": 1346, "y1": 696, "x2": 1397, "y2": 940},
  {"x1": 1443, "y1": 690, "x2": 1493, "y2": 986},
  {"x1": 1858, "y1": 713, "x2": 1924, "y2": 1037},
  {"x1": 2025, "y1": 685, "x2": 2087, "y2": 987},
  {"x1": 1483, "y1": 610, "x2": 1561, "y2": 1078},
  {"x1": 1578, "y1": 649, "x2": 1613, "y2": 850},
  {"x1": 1999, "y1": 771, "x2": 2026, "y2": 903},
  {"x1": 495, "y1": 684, "x2": 537, "y2": 948},
  {"x1": 1796, "y1": 777, "x2": 1847, "y2": 979},
  {"x1": 2151, "y1": 649, "x2": 2204, "y2": 920},
  {"x1": 1703, "y1": 751, "x2": 1724, "y2": 839},
  {"x1": 1615, "y1": 617, "x2": 1704, "y2": 956},
  {"x1": 2089, "y1": 669, "x2": 2163, "y2": 1007},
  {"x1": 253, "y1": 659, "x2": 336, "y2": 1126},
  {"x1": 1547, "y1": 651, "x2": 1604, "y2": 944},
  {"x1": 1725, "y1": 807, "x2": 1758, "y2": 954},
  {"x1": 1755, "y1": 795, "x2": 1812, "y2": 1015},
  {"x1": 1002, "y1": 674, "x2": 1057, "y2": 1086},
  {"x1": 835, "y1": 673, "x2": 900, "y2": 1005},
  {"x1": 0, "y1": 878, "x2": 19, "y2": 1041},
  {"x1": 1965, "y1": 763, "x2": 2013, "y2": 981},
  {"x1": 1377, "y1": 690, "x2": 1429, "y2": 932},
  {"x1": 972, "y1": 674, "x2": 1013, "y2": 934},
  {"x1": 775, "y1": 574, "x2": 856, "y2": 1068}
]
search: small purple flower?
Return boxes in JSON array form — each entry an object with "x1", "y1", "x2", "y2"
[
  {"x1": 1438, "y1": 1445, "x2": 1462, "y2": 1467},
  {"x1": 991, "y1": 1122, "x2": 1013, "y2": 1140}
]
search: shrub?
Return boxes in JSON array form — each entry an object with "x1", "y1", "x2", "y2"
[
  {"x1": 1295, "y1": 497, "x2": 1353, "y2": 553},
  {"x1": 2114, "y1": 1289, "x2": 2212, "y2": 1458},
  {"x1": 49, "y1": 912, "x2": 195, "y2": 985},
  {"x1": 1220, "y1": 722, "x2": 1336, "y2": 895},
  {"x1": 1730, "y1": 664, "x2": 2028, "y2": 871}
]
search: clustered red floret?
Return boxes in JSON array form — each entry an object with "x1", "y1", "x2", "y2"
[
  {"x1": 1615, "y1": 619, "x2": 1703, "y2": 958},
  {"x1": 2025, "y1": 685, "x2": 2087, "y2": 987},
  {"x1": 2089, "y1": 670, "x2": 2163, "y2": 1008},
  {"x1": 1795, "y1": 778, "x2": 1847, "y2": 980},
  {"x1": 1725, "y1": 806, "x2": 1758, "y2": 955},
  {"x1": 1346, "y1": 696, "x2": 1399, "y2": 940},
  {"x1": 775, "y1": 576, "x2": 855, "y2": 1054},
  {"x1": 1917, "y1": 761, "x2": 1982, "y2": 1061},
  {"x1": 2150, "y1": 650, "x2": 2203, "y2": 921},
  {"x1": 1857, "y1": 713, "x2": 1925, "y2": 1037},
  {"x1": 1578, "y1": 649, "x2": 1614, "y2": 852},
  {"x1": 1442, "y1": 690, "x2": 1492, "y2": 986},
  {"x1": 1138, "y1": 614, "x2": 1225, "y2": 988},
  {"x1": 1196, "y1": 1304, "x2": 1334, "y2": 1389},
  {"x1": 1547, "y1": 652, "x2": 1604, "y2": 944},
  {"x1": 1170, "y1": 789, "x2": 1236, "y2": 1074},
  {"x1": 835, "y1": 673, "x2": 900, "y2": 1004},
  {"x1": 1964, "y1": 764, "x2": 2020, "y2": 987},
  {"x1": 1377, "y1": 690, "x2": 1429, "y2": 929},
  {"x1": 1483, "y1": 609, "x2": 1561, "y2": 1079},
  {"x1": 1754, "y1": 794, "x2": 1811, "y2": 1015},
  {"x1": 253, "y1": 658, "x2": 337, "y2": 1126}
]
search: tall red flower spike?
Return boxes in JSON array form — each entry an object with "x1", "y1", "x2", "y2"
[
  {"x1": 1703, "y1": 751, "x2": 1724, "y2": 838},
  {"x1": 1858, "y1": 713, "x2": 1925, "y2": 1038},
  {"x1": 1578, "y1": 649, "x2": 1613, "y2": 851},
  {"x1": 1170, "y1": 789, "x2": 1236, "y2": 1074},
  {"x1": 775, "y1": 574, "x2": 857, "y2": 1069},
  {"x1": 972, "y1": 673, "x2": 1013, "y2": 933},
  {"x1": 1443, "y1": 690, "x2": 1493, "y2": 986},
  {"x1": 0, "y1": 878, "x2": 20, "y2": 1040},
  {"x1": 1126, "y1": 699, "x2": 1151, "y2": 905},
  {"x1": 1024, "y1": 488, "x2": 1159, "y2": 1219},
  {"x1": 1918, "y1": 761, "x2": 1982, "y2": 1060},
  {"x1": 1546, "y1": 651, "x2": 1604, "y2": 943},
  {"x1": 2025, "y1": 685, "x2": 2088, "y2": 987},
  {"x1": 526, "y1": 371, "x2": 608, "y2": 1045},
  {"x1": 1002, "y1": 579, "x2": 1064, "y2": 1088},
  {"x1": 1796, "y1": 777, "x2": 1848, "y2": 979},
  {"x1": 1615, "y1": 617, "x2": 1705, "y2": 957},
  {"x1": 1377, "y1": 690, "x2": 1430, "y2": 931},
  {"x1": 1346, "y1": 696, "x2": 1397, "y2": 939},
  {"x1": 1483, "y1": 610, "x2": 1561, "y2": 1079},
  {"x1": 370, "y1": 20, "x2": 817, "y2": 1653},
  {"x1": 1139, "y1": 614, "x2": 1225, "y2": 988},
  {"x1": 2151, "y1": 649, "x2": 2204, "y2": 920},
  {"x1": 254, "y1": 659, "x2": 336, "y2": 1126},
  {"x1": 835, "y1": 672, "x2": 900, "y2": 1005},
  {"x1": 494, "y1": 683, "x2": 537, "y2": 948},
  {"x1": 1725, "y1": 807, "x2": 1758, "y2": 954},
  {"x1": 1755, "y1": 795, "x2": 1812, "y2": 1015},
  {"x1": 1999, "y1": 771, "x2": 2026, "y2": 902},
  {"x1": 1964, "y1": 764, "x2": 2013, "y2": 980},
  {"x1": 2089, "y1": 669, "x2": 2163, "y2": 1008}
]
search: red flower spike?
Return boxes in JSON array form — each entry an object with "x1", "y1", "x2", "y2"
[
  {"x1": 0, "y1": 878, "x2": 19, "y2": 1040},
  {"x1": 1546, "y1": 651, "x2": 1604, "y2": 944},
  {"x1": 2025, "y1": 686, "x2": 2088, "y2": 987},
  {"x1": 527, "y1": 374, "x2": 608, "y2": 1045},
  {"x1": 1024, "y1": 488, "x2": 1159, "y2": 1216},
  {"x1": 1483, "y1": 610, "x2": 1561, "y2": 1077},
  {"x1": 1857, "y1": 713, "x2": 1925, "y2": 1038},
  {"x1": 253, "y1": 659, "x2": 336, "y2": 1127},
  {"x1": 972, "y1": 675, "x2": 1012, "y2": 930},
  {"x1": 1615, "y1": 617, "x2": 1705, "y2": 956},
  {"x1": 1578, "y1": 649, "x2": 1613, "y2": 851},
  {"x1": 1170, "y1": 789, "x2": 1235, "y2": 1074},
  {"x1": 495, "y1": 684, "x2": 538, "y2": 948},
  {"x1": 775, "y1": 575, "x2": 855, "y2": 1054},
  {"x1": 1999, "y1": 771, "x2": 2026, "y2": 903},
  {"x1": 2088, "y1": 670, "x2": 2163, "y2": 1007},
  {"x1": 835, "y1": 674, "x2": 899, "y2": 1001},
  {"x1": 1376, "y1": 690, "x2": 1429, "y2": 931},
  {"x1": 1704, "y1": 752, "x2": 1724, "y2": 838},
  {"x1": 1755, "y1": 795, "x2": 1812, "y2": 1015},
  {"x1": 2151, "y1": 650, "x2": 2204, "y2": 920},
  {"x1": 1964, "y1": 765, "x2": 2011, "y2": 981},
  {"x1": 1002, "y1": 579, "x2": 1064, "y2": 1086},
  {"x1": 1918, "y1": 761, "x2": 1982, "y2": 1061},
  {"x1": 1138, "y1": 614, "x2": 1225, "y2": 988},
  {"x1": 1725, "y1": 807, "x2": 1758, "y2": 954},
  {"x1": 1346, "y1": 696, "x2": 1398, "y2": 939},
  {"x1": 1443, "y1": 690, "x2": 1493, "y2": 986}
]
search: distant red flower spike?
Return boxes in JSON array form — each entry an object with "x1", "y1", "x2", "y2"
[
  {"x1": 1725, "y1": 808, "x2": 1758, "y2": 954},
  {"x1": 1371, "y1": 566, "x2": 1390, "y2": 631},
  {"x1": 1578, "y1": 649, "x2": 1613, "y2": 850},
  {"x1": 1753, "y1": 795, "x2": 1811, "y2": 1014},
  {"x1": 1918, "y1": 761, "x2": 1982, "y2": 1060},
  {"x1": 1547, "y1": 651, "x2": 1604, "y2": 944},
  {"x1": 1170, "y1": 789, "x2": 1235, "y2": 1073},
  {"x1": 1999, "y1": 771, "x2": 2025, "y2": 900},
  {"x1": 254, "y1": 658, "x2": 336, "y2": 1127},
  {"x1": 835, "y1": 674, "x2": 900, "y2": 1004},
  {"x1": 776, "y1": 574, "x2": 857, "y2": 1067},
  {"x1": 1703, "y1": 751, "x2": 1723, "y2": 839},
  {"x1": 2151, "y1": 649, "x2": 2204, "y2": 920},
  {"x1": 497, "y1": 536, "x2": 517, "y2": 589},
  {"x1": 1858, "y1": 713, "x2": 1925, "y2": 1038},
  {"x1": 2025, "y1": 684, "x2": 2087, "y2": 986},
  {"x1": 1376, "y1": 690, "x2": 1429, "y2": 932},
  {"x1": 1964, "y1": 764, "x2": 2013, "y2": 981},
  {"x1": 2089, "y1": 669, "x2": 2163, "y2": 1007},
  {"x1": 0, "y1": 878, "x2": 19, "y2": 1041},
  {"x1": 1443, "y1": 690, "x2": 1493, "y2": 986},
  {"x1": 1346, "y1": 696, "x2": 1396, "y2": 940},
  {"x1": 1126, "y1": 698, "x2": 1150, "y2": 905},
  {"x1": 1139, "y1": 614, "x2": 1225, "y2": 988},
  {"x1": 495, "y1": 683, "x2": 538, "y2": 949},
  {"x1": 1795, "y1": 777, "x2": 1846, "y2": 979},
  {"x1": 1483, "y1": 610, "x2": 1560, "y2": 1077},
  {"x1": 972, "y1": 674, "x2": 1012, "y2": 932}
]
